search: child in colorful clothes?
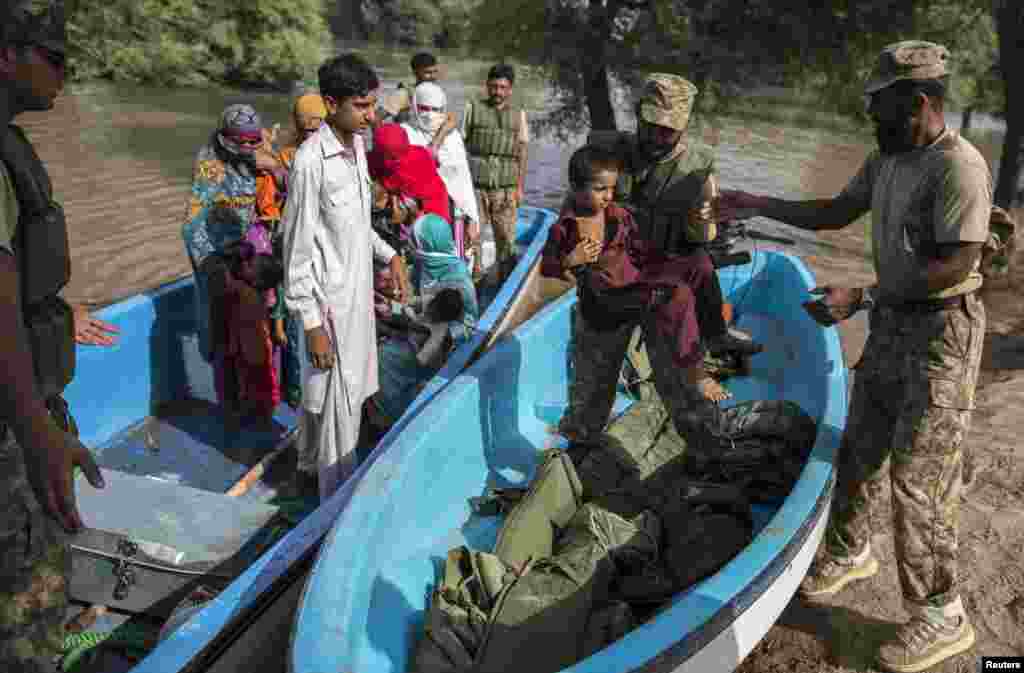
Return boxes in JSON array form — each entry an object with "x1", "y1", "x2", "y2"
[
  {"x1": 540, "y1": 144, "x2": 731, "y2": 402},
  {"x1": 221, "y1": 240, "x2": 285, "y2": 429},
  {"x1": 253, "y1": 152, "x2": 297, "y2": 407}
]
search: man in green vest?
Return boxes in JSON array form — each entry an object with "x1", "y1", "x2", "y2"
[
  {"x1": 589, "y1": 73, "x2": 762, "y2": 358},
  {"x1": 463, "y1": 63, "x2": 529, "y2": 282},
  {"x1": 0, "y1": 3, "x2": 108, "y2": 670}
]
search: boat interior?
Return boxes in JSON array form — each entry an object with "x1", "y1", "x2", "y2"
[
  {"x1": 62, "y1": 206, "x2": 563, "y2": 672},
  {"x1": 290, "y1": 250, "x2": 848, "y2": 673}
]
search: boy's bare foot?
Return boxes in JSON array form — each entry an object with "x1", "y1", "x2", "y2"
[{"x1": 696, "y1": 376, "x2": 732, "y2": 402}]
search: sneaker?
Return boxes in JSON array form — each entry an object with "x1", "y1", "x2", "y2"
[
  {"x1": 877, "y1": 599, "x2": 976, "y2": 673},
  {"x1": 799, "y1": 544, "x2": 879, "y2": 599}
]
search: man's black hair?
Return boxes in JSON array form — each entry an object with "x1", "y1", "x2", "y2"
[
  {"x1": 411, "y1": 52, "x2": 437, "y2": 72},
  {"x1": 318, "y1": 53, "x2": 380, "y2": 102},
  {"x1": 427, "y1": 288, "x2": 465, "y2": 323},
  {"x1": 487, "y1": 63, "x2": 515, "y2": 85},
  {"x1": 889, "y1": 75, "x2": 950, "y2": 111},
  {"x1": 568, "y1": 144, "x2": 623, "y2": 190}
]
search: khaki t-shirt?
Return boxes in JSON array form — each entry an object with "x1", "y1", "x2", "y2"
[
  {"x1": 0, "y1": 162, "x2": 18, "y2": 256},
  {"x1": 840, "y1": 129, "x2": 991, "y2": 300}
]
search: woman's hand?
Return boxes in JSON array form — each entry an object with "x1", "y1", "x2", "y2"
[
  {"x1": 72, "y1": 304, "x2": 120, "y2": 346},
  {"x1": 565, "y1": 237, "x2": 602, "y2": 269},
  {"x1": 273, "y1": 318, "x2": 288, "y2": 346}
]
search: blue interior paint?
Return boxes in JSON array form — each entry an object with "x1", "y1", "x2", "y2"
[
  {"x1": 289, "y1": 250, "x2": 848, "y2": 673},
  {"x1": 89, "y1": 207, "x2": 556, "y2": 673}
]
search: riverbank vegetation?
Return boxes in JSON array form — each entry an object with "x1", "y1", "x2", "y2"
[
  {"x1": 68, "y1": 0, "x2": 330, "y2": 88},
  {"x1": 467, "y1": 0, "x2": 1021, "y2": 207},
  {"x1": 67, "y1": 0, "x2": 1022, "y2": 207}
]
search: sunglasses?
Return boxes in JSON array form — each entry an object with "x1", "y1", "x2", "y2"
[{"x1": 416, "y1": 104, "x2": 444, "y2": 113}]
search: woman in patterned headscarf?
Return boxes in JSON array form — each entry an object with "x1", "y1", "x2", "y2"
[{"x1": 182, "y1": 104, "x2": 285, "y2": 420}]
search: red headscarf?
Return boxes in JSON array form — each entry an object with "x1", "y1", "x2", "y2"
[{"x1": 367, "y1": 123, "x2": 451, "y2": 223}]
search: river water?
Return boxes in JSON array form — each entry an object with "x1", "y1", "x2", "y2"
[{"x1": 18, "y1": 42, "x2": 1000, "y2": 307}]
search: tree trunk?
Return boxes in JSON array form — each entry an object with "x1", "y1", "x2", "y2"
[
  {"x1": 994, "y1": 1, "x2": 1024, "y2": 208},
  {"x1": 960, "y1": 106, "x2": 974, "y2": 135},
  {"x1": 583, "y1": 63, "x2": 618, "y2": 131}
]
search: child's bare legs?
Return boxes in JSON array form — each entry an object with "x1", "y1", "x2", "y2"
[{"x1": 649, "y1": 283, "x2": 732, "y2": 403}]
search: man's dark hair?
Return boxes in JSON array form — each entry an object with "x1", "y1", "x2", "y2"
[
  {"x1": 248, "y1": 253, "x2": 284, "y2": 293},
  {"x1": 891, "y1": 75, "x2": 949, "y2": 112},
  {"x1": 318, "y1": 53, "x2": 380, "y2": 102},
  {"x1": 427, "y1": 288, "x2": 465, "y2": 323},
  {"x1": 411, "y1": 52, "x2": 437, "y2": 72},
  {"x1": 568, "y1": 144, "x2": 624, "y2": 190},
  {"x1": 487, "y1": 63, "x2": 515, "y2": 85}
]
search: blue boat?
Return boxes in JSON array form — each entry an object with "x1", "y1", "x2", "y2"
[
  {"x1": 64, "y1": 207, "x2": 558, "y2": 672},
  {"x1": 289, "y1": 249, "x2": 849, "y2": 673}
]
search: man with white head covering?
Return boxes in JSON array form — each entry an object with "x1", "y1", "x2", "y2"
[{"x1": 401, "y1": 82, "x2": 481, "y2": 270}]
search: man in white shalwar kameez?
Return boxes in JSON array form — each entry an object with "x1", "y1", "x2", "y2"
[
  {"x1": 401, "y1": 82, "x2": 481, "y2": 267},
  {"x1": 282, "y1": 54, "x2": 409, "y2": 500}
]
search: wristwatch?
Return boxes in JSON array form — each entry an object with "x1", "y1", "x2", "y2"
[{"x1": 858, "y1": 286, "x2": 877, "y2": 313}]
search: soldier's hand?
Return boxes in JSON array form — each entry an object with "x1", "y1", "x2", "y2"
[
  {"x1": 802, "y1": 285, "x2": 863, "y2": 326},
  {"x1": 567, "y1": 238, "x2": 602, "y2": 268},
  {"x1": 23, "y1": 420, "x2": 105, "y2": 533},
  {"x1": 305, "y1": 326, "x2": 334, "y2": 371},
  {"x1": 719, "y1": 189, "x2": 766, "y2": 222}
]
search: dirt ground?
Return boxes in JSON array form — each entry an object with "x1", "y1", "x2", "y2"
[{"x1": 735, "y1": 214, "x2": 1024, "y2": 673}]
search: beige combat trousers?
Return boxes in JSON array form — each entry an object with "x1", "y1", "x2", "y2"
[{"x1": 827, "y1": 293, "x2": 984, "y2": 609}]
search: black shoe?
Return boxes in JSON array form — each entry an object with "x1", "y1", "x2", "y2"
[{"x1": 706, "y1": 328, "x2": 764, "y2": 357}]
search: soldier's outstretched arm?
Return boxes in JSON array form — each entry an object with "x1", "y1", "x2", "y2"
[
  {"x1": 719, "y1": 190, "x2": 867, "y2": 232},
  {"x1": 0, "y1": 254, "x2": 104, "y2": 532}
]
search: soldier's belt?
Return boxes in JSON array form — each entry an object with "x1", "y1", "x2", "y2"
[{"x1": 889, "y1": 292, "x2": 971, "y2": 314}]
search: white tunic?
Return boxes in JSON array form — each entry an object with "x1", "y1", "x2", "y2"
[
  {"x1": 402, "y1": 122, "x2": 481, "y2": 228},
  {"x1": 281, "y1": 124, "x2": 396, "y2": 499}
]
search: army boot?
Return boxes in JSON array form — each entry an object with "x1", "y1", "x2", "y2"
[
  {"x1": 799, "y1": 541, "x2": 879, "y2": 599},
  {"x1": 876, "y1": 596, "x2": 975, "y2": 673}
]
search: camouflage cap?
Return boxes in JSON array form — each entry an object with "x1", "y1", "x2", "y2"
[
  {"x1": 865, "y1": 40, "x2": 950, "y2": 95},
  {"x1": 638, "y1": 73, "x2": 698, "y2": 132},
  {"x1": 1, "y1": 0, "x2": 65, "y2": 54}
]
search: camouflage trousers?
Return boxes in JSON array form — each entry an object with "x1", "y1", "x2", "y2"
[
  {"x1": 558, "y1": 306, "x2": 716, "y2": 447},
  {"x1": 0, "y1": 424, "x2": 71, "y2": 673},
  {"x1": 473, "y1": 188, "x2": 519, "y2": 268},
  {"x1": 827, "y1": 293, "x2": 984, "y2": 609}
]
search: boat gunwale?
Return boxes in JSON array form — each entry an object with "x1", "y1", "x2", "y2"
[
  {"x1": 288, "y1": 249, "x2": 849, "y2": 673},
  {"x1": 130, "y1": 205, "x2": 559, "y2": 673}
]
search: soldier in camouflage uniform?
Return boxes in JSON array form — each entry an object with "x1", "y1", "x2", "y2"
[
  {"x1": 559, "y1": 73, "x2": 759, "y2": 446},
  {"x1": 1, "y1": 3, "x2": 107, "y2": 671},
  {"x1": 721, "y1": 41, "x2": 988, "y2": 673}
]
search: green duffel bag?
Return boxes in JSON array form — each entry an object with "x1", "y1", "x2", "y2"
[
  {"x1": 478, "y1": 504, "x2": 658, "y2": 673},
  {"x1": 411, "y1": 547, "x2": 509, "y2": 673},
  {"x1": 492, "y1": 450, "x2": 584, "y2": 570}
]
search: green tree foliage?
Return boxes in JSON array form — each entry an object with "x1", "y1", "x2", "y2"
[
  {"x1": 467, "y1": 0, "x2": 1002, "y2": 138},
  {"x1": 993, "y1": 0, "x2": 1024, "y2": 207},
  {"x1": 67, "y1": 0, "x2": 330, "y2": 88}
]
